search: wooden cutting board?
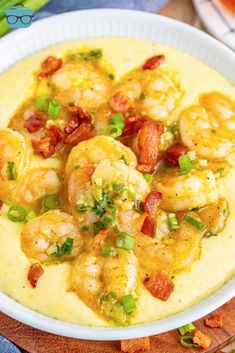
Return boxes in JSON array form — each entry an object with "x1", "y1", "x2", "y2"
[{"x1": 0, "y1": 297, "x2": 234, "y2": 353}]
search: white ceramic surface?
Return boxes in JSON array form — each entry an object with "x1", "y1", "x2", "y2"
[
  {"x1": 0, "y1": 9, "x2": 235, "y2": 340},
  {"x1": 193, "y1": 0, "x2": 235, "y2": 51}
]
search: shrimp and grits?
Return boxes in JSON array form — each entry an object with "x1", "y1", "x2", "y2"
[{"x1": 0, "y1": 38, "x2": 234, "y2": 327}]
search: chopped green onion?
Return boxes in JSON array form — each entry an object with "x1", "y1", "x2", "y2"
[
  {"x1": 184, "y1": 214, "x2": 206, "y2": 232},
  {"x1": 48, "y1": 99, "x2": 62, "y2": 117},
  {"x1": 75, "y1": 204, "x2": 88, "y2": 213},
  {"x1": 205, "y1": 230, "x2": 218, "y2": 238},
  {"x1": 7, "y1": 205, "x2": 26, "y2": 222},
  {"x1": 93, "y1": 217, "x2": 113, "y2": 234},
  {"x1": 112, "y1": 183, "x2": 124, "y2": 195},
  {"x1": 134, "y1": 200, "x2": 145, "y2": 214},
  {"x1": 72, "y1": 49, "x2": 103, "y2": 61},
  {"x1": 101, "y1": 246, "x2": 116, "y2": 257},
  {"x1": 93, "y1": 194, "x2": 113, "y2": 217},
  {"x1": 108, "y1": 73, "x2": 115, "y2": 80},
  {"x1": 167, "y1": 213, "x2": 180, "y2": 230},
  {"x1": 179, "y1": 323, "x2": 196, "y2": 336},
  {"x1": 74, "y1": 164, "x2": 81, "y2": 169},
  {"x1": 26, "y1": 210, "x2": 37, "y2": 221},
  {"x1": 180, "y1": 336, "x2": 199, "y2": 348},
  {"x1": 36, "y1": 95, "x2": 50, "y2": 112},
  {"x1": 6, "y1": 161, "x2": 17, "y2": 180},
  {"x1": 143, "y1": 173, "x2": 151, "y2": 182},
  {"x1": 109, "y1": 113, "x2": 124, "y2": 129},
  {"x1": 80, "y1": 224, "x2": 89, "y2": 232},
  {"x1": 115, "y1": 232, "x2": 135, "y2": 250},
  {"x1": 42, "y1": 194, "x2": 60, "y2": 211},
  {"x1": 52, "y1": 237, "x2": 74, "y2": 257},
  {"x1": 104, "y1": 124, "x2": 122, "y2": 138},
  {"x1": 140, "y1": 92, "x2": 146, "y2": 100},
  {"x1": 179, "y1": 154, "x2": 192, "y2": 175},
  {"x1": 121, "y1": 294, "x2": 137, "y2": 314},
  {"x1": 120, "y1": 155, "x2": 129, "y2": 165}
]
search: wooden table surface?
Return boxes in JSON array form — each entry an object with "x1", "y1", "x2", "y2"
[{"x1": 1, "y1": 1, "x2": 234, "y2": 352}]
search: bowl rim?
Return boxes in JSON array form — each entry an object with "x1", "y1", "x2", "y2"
[{"x1": 0, "y1": 8, "x2": 234, "y2": 341}]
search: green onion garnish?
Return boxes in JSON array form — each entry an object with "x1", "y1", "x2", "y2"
[
  {"x1": 184, "y1": 214, "x2": 206, "y2": 232},
  {"x1": 104, "y1": 124, "x2": 122, "y2": 138},
  {"x1": 93, "y1": 194, "x2": 113, "y2": 217},
  {"x1": 36, "y1": 95, "x2": 50, "y2": 112},
  {"x1": 115, "y1": 232, "x2": 135, "y2": 250},
  {"x1": 48, "y1": 99, "x2": 62, "y2": 117},
  {"x1": 121, "y1": 294, "x2": 137, "y2": 314},
  {"x1": 52, "y1": 237, "x2": 74, "y2": 257},
  {"x1": 112, "y1": 183, "x2": 124, "y2": 195},
  {"x1": 6, "y1": 161, "x2": 17, "y2": 180},
  {"x1": 180, "y1": 336, "x2": 199, "y2": 348},
  {"x1": 134, "y1": 200, "x2": 145, "y2": 214},
  {"x1": 80, "y1": 224, "x2": 89, "y2": 232},
  {"x1": 205, "y1": 230, "x2": 218, "y2": 238},
  {"x1": 7, "y1": 205, "x2": 26, "y2": 222},
  {"x1": 42, "y1": 194, "x2": 60, "y2": 211},
  {"x1": 179, "y1": 154, "x2": 192, "y2": 175},
  {"x1": 26, "y1": 210, "x2": 37, "y2": 221},
  {"x1": 101, "y1": 246, "x2": 116, "y2": 257},
  {"x1": 143, "y1": 173, "x2": 151, "y2": 182},
  {"x1": 93, "y1": 217, "x2": 113, "y2": 234},
  {"x1": 179, "y1": 323, "x2": 196, "y2": 336},
  {"x1": 109, "y1": 113, "x2": 124, "y2": 129},
  {"x1": 120, "y1": 155, "x2": 128, "y2": 165},
  {"x1": 167, "y1": 212, "x2": 180, "y2": 230},
  {"x1": 75, "y1": 204, "x2": 88, "y2": 213}
]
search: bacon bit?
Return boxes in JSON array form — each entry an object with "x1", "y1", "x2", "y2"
[
  {"x1": 122, "y1": 117, "x2": 147, "y2": 137},
  {"x1": 137, "y1": 121, "x2": 164, "y2": 174},
  {"x1": 142, "y1": 55, "x2": 165, "y2": 70},
  {"x1": 64, "y1": 122, "x2": 93, "y2": 145},
  {"x1": 64, "y1": 115, "x2": 80, "y2": 134},
  {"x1": 144, "y1": 191, "x2": 162, "y2": 214},
  {"x1": 27, "y1": 263, "x2": 44, "y2": 288},
  {"x1": 74, "y1": 107, "x2": 92, "y2": 122},
  {"x1": 121, "y1": 337, "x2": 151, "y2": 353},
  {"x1": 141, "y1": 215, "x2": 156, "y2": 237},
  {"x1": 109, "y1": 91, "x2": 134, "y2": 113},
  {"x1": 24, "y1": 111, "x2": 47, "y2": 133},
  {"x1": 32, "y1": 136, "x2": 55, "y2": 159},
  {"x1": 47, "y1": 125, "x2": 64, "y2": 145},
  {"x1": 193, "y1": 330, "x2": 212, "y2": 349},
  {"x1": 205, "y1": 314, "x2": 224, "y2": 328},
  {"x1": 93, "y1": 229, "x2": 110, "y2": 254},
  {"x1": 144, "y1": 270, "x2": 174, "y2": 301},
  {"x1": 38, "y1": 56, "x2": 62, "y2": 79},
  {"x1": 163, "y1": 142, "x2": 188, "y2": 167},
  {"x1": 0, "y1": 200, "x2": 3, "y2": 209}
]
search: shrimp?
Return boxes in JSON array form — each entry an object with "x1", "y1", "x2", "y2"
[
  {"x1": 70, "y1": 249, "x2": 138, "y2": 323},
  {"x1": 51, "y1": 61, "x2": 114, "y2": 110},
  {"x1": 155, "y1": 169, "x2": 219, "y2": 212},
  {"x1": 115, "y1": 67, "x2": 183, "y2": 121},
  {"x1": 135, "y1": 212, "x2": 204, "y2": 274},
  {"x1": 0, "y1": 128, "x2": 30, "y2": 198},
  {"x1": 180, "y1": 92, "x2": 235, "y2": 159},
  {"x1": 65, "y1": 136, "x2": 137, "y2": 178},
  {"x1": 21, "y1": 210, "x2": 83, "y2": 263},
  {"x1": 12, "y1": 168, "x2": 60, "y2": 205}
]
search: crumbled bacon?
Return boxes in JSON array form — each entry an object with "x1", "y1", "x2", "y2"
[
  {"x1": 142, "y1": 55, "x2": 165, "y2": 70},
  {"x1": 141, "y1": 215, "x2": 156, "y2": 237},
  {"x1": 38, "y1": 56, "x2": 63, "y2": 79},
  {"x1": 121, "y1": 337, "x2": 151, "y2": 353},
  {"x1": 32, "y1": 136, "x2": 55, "y2": 159},
  {"x1": 193, "y1": 330, "x2": 212, "y2": 349},
  {"x1": 205, "y1": 314, "x2": 224, "y2": 328},
  {"x1": 122, "y1": 117, "x2": 147, "y2": 137},
  {"x1": 24, "y1": 111, "x2": 47, "y2": 133},
  {"x1": 144, "y1": 270, "x2": 174, "y2": 301},
  {"x1": 144, "y1": 191, "x2": 162, "y2": 214},
  {"x1": 163, "y1": 142, "x2": 188, "y2": 167},
  {"x1": 0, "y1": 200, "x2": 3, "y2": 209},
  {"x1": 93, "y1": 229, "x2": 110, "y2": 254},
  {"x1": 47, "y1": 125, "x2": 64, "y2": 145},
  {"x1": 64, "y1": 115, "x2": 80, "y2": 134},
  {"x1": 28, "y1": 263, "x2": 44, "y2": 288},
  {"x1": 137, "y1": 121, "x2": 164, "y2": 174},
  {"x1": 64, "y1": 122, "x2": 93, "y2": 145},
  {"x1": 109, "y1": 91, "x2": 134, "y2": 113}
]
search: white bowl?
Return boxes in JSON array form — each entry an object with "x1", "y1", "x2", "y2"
[{"x1": 0, "y1": 9, "x2": 234, "y2": 341}]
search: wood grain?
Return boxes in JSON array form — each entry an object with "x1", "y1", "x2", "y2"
[{"x1": 0, "y1": 298, "x2": 234, "y2": 353}]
